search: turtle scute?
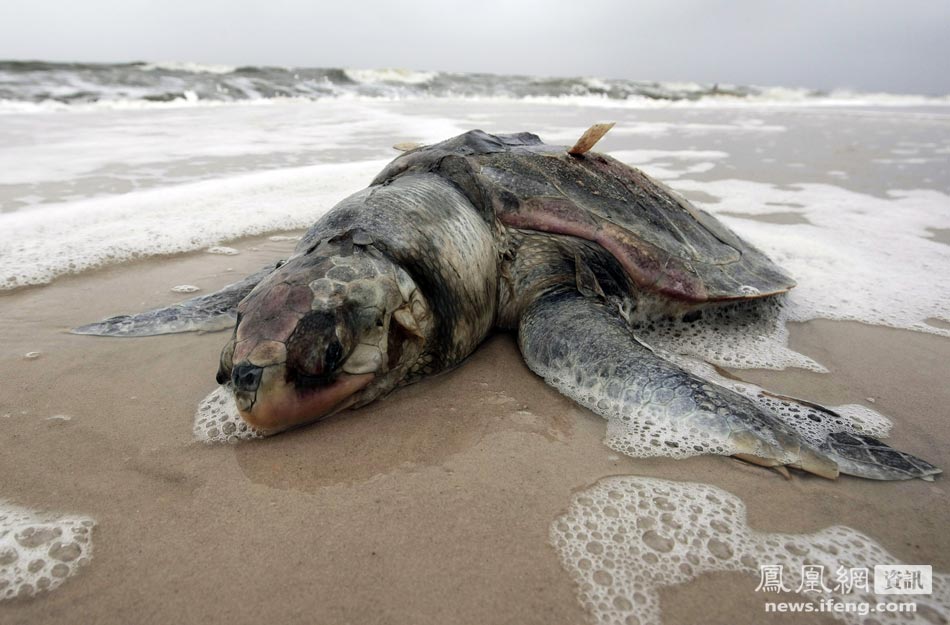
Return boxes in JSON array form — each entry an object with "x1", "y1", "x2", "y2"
[{"x1": 374, "y1": 129, "x2": 794, "y2": 303}]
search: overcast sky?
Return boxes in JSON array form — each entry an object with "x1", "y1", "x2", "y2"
[{"x1": 1, "y1": 0, "x2": 948, "y2": 94}]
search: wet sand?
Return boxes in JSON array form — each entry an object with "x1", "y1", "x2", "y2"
[
  {"x1": 2, "y1": 101, "x2": 950, "y2": 624},
  {"x1": 1, "y1": 230, "x2": 948, "y2": 625}
]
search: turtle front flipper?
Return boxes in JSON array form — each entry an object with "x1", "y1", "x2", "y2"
[{"x1": 72, "y1": 264, "x2": 276, "y2": 337}]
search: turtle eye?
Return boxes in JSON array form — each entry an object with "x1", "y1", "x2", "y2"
[{"x1": 286, "y1": 310, "x2": 354, "y2": 381}]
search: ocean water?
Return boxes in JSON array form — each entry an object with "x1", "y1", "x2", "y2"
[
  {"x1": 2, "y1": 64, "x2": 950, "y2": 613},
  {"x1": 4, "y1": 61, "x2": 949, "y2": 109},
  {"x1": 3, "y1": 65, "x2": 950, "y2": 453},
  {"x1": 2, "y1": 70, "x2": 948, "y2": 342}
]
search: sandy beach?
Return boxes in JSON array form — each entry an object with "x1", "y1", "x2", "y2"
[{"x1": 2, "y1": 99, "x2": 949, "y2": 624}]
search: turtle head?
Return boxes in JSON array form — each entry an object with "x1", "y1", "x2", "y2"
[{"x1": 217, "y1": 238, "x2": 430, "y2": 433}]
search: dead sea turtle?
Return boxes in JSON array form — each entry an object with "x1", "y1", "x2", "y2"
[{"x1": 75, "y1": 126, "x2": 940, "y2": 481}]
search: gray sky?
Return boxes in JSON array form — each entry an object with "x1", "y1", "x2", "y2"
[{"x1": 1, "y1": 0, "x2": 948, "y2": 94}]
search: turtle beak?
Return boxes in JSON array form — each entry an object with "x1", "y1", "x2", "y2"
[
  {"x1": 231, "y1": 363, "x2": 263, "y2": 393},
  {"x1": 230, "y1": 360, "x2": 375, "y2": 434}
]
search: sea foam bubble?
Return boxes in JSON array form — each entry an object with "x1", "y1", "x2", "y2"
[
  {"x1": 551, "y1": 476, "x2": 950, "y2": 625},
  {"x1": 632, "y1": 297, "x2": 824, "y2": 372},
  {"x1": 193, "y1": 385, "x2": 262, "y2": 444},
  {"x1": 0, "y1": 502, "x2": 95, "y2": 601},
  {"x1": 170, "y1": 284, "x2": 201, "y2": 294},
  {"x1": 205, "y1": 246, "x2": 240, "y2": 256}
]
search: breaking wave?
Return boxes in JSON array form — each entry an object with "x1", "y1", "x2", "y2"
[{"x1": 2, "y1": 60, "x2": 948, "y2": 111}]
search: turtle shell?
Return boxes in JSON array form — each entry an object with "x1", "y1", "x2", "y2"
[{"x1": 372, "y1": 130, "x2": 794, "y2": 303}]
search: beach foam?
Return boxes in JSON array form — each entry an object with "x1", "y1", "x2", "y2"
[
  {"x1": 205, "y1": 246, "x2": 240, "y2": 256},
  {"x1": 672, "y1": 180, "x2": 950, "y2": 340},
  {"x1": 551, "y1": 477, "x2": 950, "y2": 625},
  {"x1": 610, "y1": 149, "x2": 729, "y2": 179},
  {"x1": 0, "y1": 99, "x2": 464, "y2": 195},
  {"x1": 632, "y1": 298, "x2": 824, "y2": 372},
  {"x1": 170, "y1": 285, "x2": 201, "y2": 293},
  {"x1": 0, "y1": 502, "x2": 95, "y2": 600},
  {"x1": 0, "y1": 159, "x2": 387, "y2": 290},
  {"x1": 193, "y1": 385, "x2": 262, "y2": 444}
]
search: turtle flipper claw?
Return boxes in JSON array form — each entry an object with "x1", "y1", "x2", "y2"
[{"x1": 732, "y1": 428, "x2": 840, "y2": 480}]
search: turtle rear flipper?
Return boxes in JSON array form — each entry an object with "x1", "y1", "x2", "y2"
[
  {"x1": 821, "y1": 432, "x2": 941, "y2": 480},
  {"x1": 72, "y1": 264, "x2": 275, "y2": 337},
  {"x1": 518, "y1": 289, "x2": 942, "y2": 481},
  {"x1": 752, "y1": 391, "x2": 942, "y2": 480},
  {"x1": 518, "y1": 289, "x2": 841, "y2": 479}
]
